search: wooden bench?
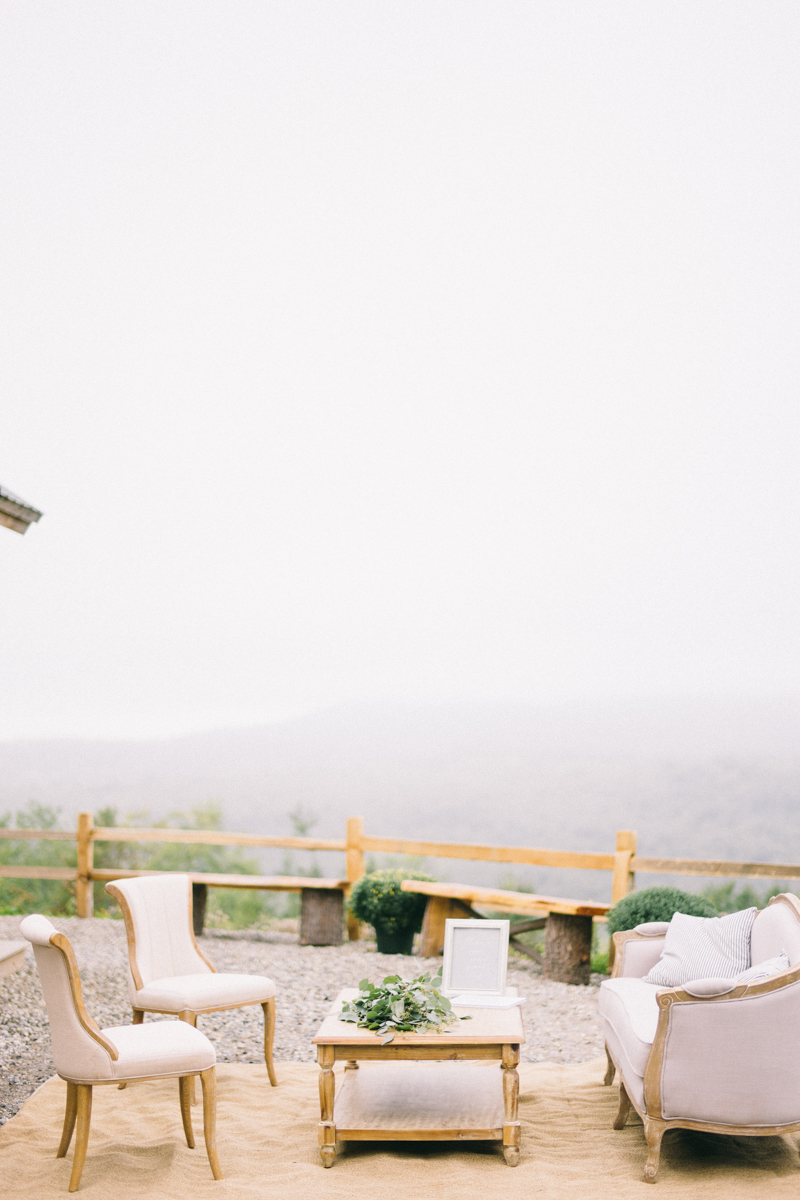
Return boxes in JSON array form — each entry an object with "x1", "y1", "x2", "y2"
[
  {"x1": 400, "y1": 880, "x2": 610, "y2": 985},
  {"x1": 0, "y1": 939, "x2": 26, "y2": 978},
  {"x1": 93, "y1": 869, "x2": 348, "y2": 946}
]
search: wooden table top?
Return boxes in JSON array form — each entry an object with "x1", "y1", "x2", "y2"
[{"x1": 312, "y1": 988, "x2": 526, "y2": 1046}]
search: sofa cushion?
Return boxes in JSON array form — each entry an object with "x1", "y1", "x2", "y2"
[
  {"x1": 599, "y1": 978, "x2": 661, "y2": 1077},
  {"x1": 736, "y1": 951, "x2": 789, "y2": 984},
  {"x1": 751, "y1": 901, "x2": 800, "y2": 967},
  {"x1": 644, "y1": 908, "x2": 757, "y2": 988}
]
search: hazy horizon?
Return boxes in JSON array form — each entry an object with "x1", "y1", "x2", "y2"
[{"x1": 2, "y1": 3, "x2": 799, "y2": 744}]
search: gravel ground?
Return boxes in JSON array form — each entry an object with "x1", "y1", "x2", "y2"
[{"x1": 0, "y1": 915, "x2": 605, "y2": 1126}]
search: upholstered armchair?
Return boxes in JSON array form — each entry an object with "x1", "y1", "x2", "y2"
[
  {"x1": 600, "y1": 893, "x2": 800, "y2": 1182},
  {"x1": 20, "y1": 914, "x2": 222, "y2": 1192},
  {"x1": 105, "y1": 874, "x2": 278, "y2": 1086}
]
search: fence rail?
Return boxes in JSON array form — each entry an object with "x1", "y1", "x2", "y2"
[
  {"x1": 92, "y1": 827, "x2": 346, "y2": 851},
  {"x1": 1, "y1": 815, "x2": 798, "y2": 931}
]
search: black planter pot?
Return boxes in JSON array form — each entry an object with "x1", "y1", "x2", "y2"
[{"x1": 374, "y1": 924, "x2": 416, "y2": 955}]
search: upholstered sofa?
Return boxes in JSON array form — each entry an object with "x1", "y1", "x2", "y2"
[{"x1": 599, "y1": 892, "x2": 800, "y2": 1181}]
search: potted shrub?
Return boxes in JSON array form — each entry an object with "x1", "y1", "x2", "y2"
[{"x1": 349, "y1": 869, "x2": 435, "y2": 954}]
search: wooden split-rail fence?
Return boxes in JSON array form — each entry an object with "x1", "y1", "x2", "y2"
[{"x1": 2, "y1": 815, "x2": 799, "y2": 983}]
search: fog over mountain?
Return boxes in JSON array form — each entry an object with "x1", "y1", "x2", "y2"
[{"x1": 2, "y1": 697, "x2": 799, "y2": 901}]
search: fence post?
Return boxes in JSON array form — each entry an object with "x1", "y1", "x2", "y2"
[
  {"x1": 345, "y1": 816, "x2": 365, "y2": 941},
  {"x1": 611, "y1": 829, "x2": 637, "y2": 905},
  {"x1": 76, "y1": 811, "x2": 94, "y2": 918}
]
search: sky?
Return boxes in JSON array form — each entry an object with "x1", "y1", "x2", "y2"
[{"x1": 1, "y1": 2, "x2": 799, "y2": 741}]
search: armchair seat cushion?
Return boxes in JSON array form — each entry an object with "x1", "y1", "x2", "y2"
[
  {"x1": 105, "y1": 1019, "x2": 216, "y2": 1082},
  {"x1": 599, "y1": 978, "x2": 661, "y2": 1077},
  {"x1": 134, "y1": 972, "x2": 276, "y2": 1013}
]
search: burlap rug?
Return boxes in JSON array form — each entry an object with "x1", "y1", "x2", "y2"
[{"x1": 1, "y1": 1058, "x2": 798, "y2": 1198}]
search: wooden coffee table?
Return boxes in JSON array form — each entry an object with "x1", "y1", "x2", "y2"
[{"x1": 312, "y1": 989, "x2": 525, "y2": 1167}]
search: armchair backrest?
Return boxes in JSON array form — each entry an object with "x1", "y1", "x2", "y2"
[
  {"x1": 105, "y1": 874, "x2": 214, "y2": 990},
  {"x1": 20, "y1": 914, "x2": 117, "y2": 1081},
  {"x1": 751, "y1": 894, "x2": 800, "y2": 966}
]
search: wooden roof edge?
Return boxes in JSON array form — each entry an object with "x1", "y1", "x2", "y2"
[{"x1": 0, "y1": 486, "x2": 43, "y2": 531}]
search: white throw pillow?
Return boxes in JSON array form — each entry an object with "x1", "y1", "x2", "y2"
[
  {"x1": 735, "y1": 950, "x2": 789, "y2": 984},
  {"x1": 644, "y1": 908, "x2": 757, "y2": 987}
]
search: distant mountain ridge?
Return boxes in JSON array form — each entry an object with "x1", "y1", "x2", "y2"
[{"x1": 2, "y1": 697, "x2": 799, "y2": 900}]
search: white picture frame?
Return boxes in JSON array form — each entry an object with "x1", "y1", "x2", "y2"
[{"x1": 441, "y1": 919, "x2": 510, "y2": 996}]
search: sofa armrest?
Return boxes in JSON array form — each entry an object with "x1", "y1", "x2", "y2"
[
  {"x1": 611, "y1": 929, "x2": 666, "y2": 978},
  {"x1": 643, "y1": 966, "x2": 800, "y2": 1126}
]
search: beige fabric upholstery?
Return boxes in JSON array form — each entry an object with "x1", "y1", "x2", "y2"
[
  {"x1": 112, "y1": 874, "x2": 276, "y2": 1015},
  {"x1": 603, "y1": 896, "x2": 800, "y2": 1179},
  {"x1": 134, "y1": 972, "x2": 275, "y2": 1013},
  {"x1": 681, "y1": 976, "x2": 738, "y2": 997},
  {"x1": 111, "y1": 875, "x2": 212, "y2": 997},
  {"x1": 598, "y1": 979, "x2": 660, "y2": 1077},
  {"x1": 106, "y1": 1020, "x2": 215, "y2": 1081},
  {"x1": 659, "y1": 979, "x2": 800, "y2": 1125},
  {"x1": 615, "y1": 935, "x2": 665, "y2": 979},
  {"x1": 633, "y1": 922, "x2": 670, "y2": 936},
  {"x1": 604, "y1": 1022, "x2": 645, "y2": 1112},
  {"x1": 751, "y1": 902, "x2": 800, "y2": 966},
  {"x1": 21, "y1": 916, "x2": 115, "y2": 1081},
  {"x1": 20, "y1": 915, "x2": 216, "y2": 1084}
]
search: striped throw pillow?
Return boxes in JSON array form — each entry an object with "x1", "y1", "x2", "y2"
[
  {"x1": 643, "y1": 908, "x2": 757, "y2": 987},
  {"x1": 735, "y1": 950, "x2": 789, "y2": 984}
]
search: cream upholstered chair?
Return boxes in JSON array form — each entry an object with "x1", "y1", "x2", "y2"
[
  {"x1": 600, "y1": 893, "x2": 800, "y2": 1182},
  {"x1": 105, "y1": 874, "x2": 277, "y2": 1086},
  {"x1": 20, "y1": 914, "x2": 222, "y2": 1192}
]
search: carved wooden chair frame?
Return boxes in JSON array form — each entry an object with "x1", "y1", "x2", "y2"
[
  {"x1": 43, "y1": 928, "x2": 221, "y2": 1192},
  {"x1": 106, "y1": 879, "x2": 277, "y2": 1088}
]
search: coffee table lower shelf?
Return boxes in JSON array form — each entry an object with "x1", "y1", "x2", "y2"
[{"x1": 320, "y1": 1062, "x2": 518, "y2": 1166}]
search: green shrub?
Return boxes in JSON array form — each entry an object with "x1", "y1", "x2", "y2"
[
  {"x1": 702, "y1": 880, "x2": 784, "y2": 914},
  {"x1": 0, "y1": 803, "x2": 77, "y2": 916},
  {"x1": 607, "y1": 886, "x2": 717, "y2": 936},
  {"x1": 349, "y1": 869, "x2": 435, "y2": 936}
]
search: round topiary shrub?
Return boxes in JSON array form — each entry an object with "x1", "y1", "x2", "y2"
[
  {"x1": 349, "y1": 869, "x2": 435, "y2": 954},
  {"x1": 607, "y1": 886, "x2": 717, "y2": 936}
]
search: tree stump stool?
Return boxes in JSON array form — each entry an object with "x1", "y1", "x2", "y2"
[
  {"x1": 301, "y1": 888, "x2": 344, "y2": 945},
  {"x1": 543, "y1": 913, "x2": 592, "y2": 985}
]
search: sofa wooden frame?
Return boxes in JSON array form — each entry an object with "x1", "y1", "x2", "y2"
[{"x1": 606, "y1": 893, "x2": 800, "y2": 1182}]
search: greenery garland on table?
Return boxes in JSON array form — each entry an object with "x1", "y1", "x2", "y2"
[{"x1": 339, "y1": 970, "x2": 469, "y2": 1043}]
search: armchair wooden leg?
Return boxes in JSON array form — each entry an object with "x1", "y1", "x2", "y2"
[
  {"x1": 179, "y1": 1076, "x2": 195, "y2": 1149},
  {"x1": 68, "y1": 1084, "x2": 92, "y2": 1192},
  {"x1": 180, "y1": 1012, "x2": 199, "y2": 1104},
  {"x1": 604, "y1": 1045, "x2": 616, "y2": 1086},
  {"x1": 119, "y1": 1011, "x2": 144, "y2": 1089},
  {"x1": 200, "y1": 1067, "x2": 223, "y2": 1180},
  {"x1": 262, "y1": 997, "x2": 278, "y2": 1086},
  {"x1": 57, "y1": 1081, "x2": 78, "y2": 1158},
  {"x1": 643, "y1": 1118, "x2": 665, "y2": 1183},
  {"x1": 613, "y1": 1081, "x2": 631, "y2": 1130}
]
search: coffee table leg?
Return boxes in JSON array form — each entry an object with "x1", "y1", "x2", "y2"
[
  {"x1": 502, "y1": 1043, "x2": 521, "y2": 1166},
  {"x1": 317, "y1": 1046, "x2": 337, "y2": 1167}
]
